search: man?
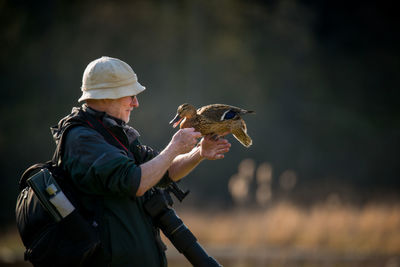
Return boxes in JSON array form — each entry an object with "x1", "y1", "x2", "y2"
[{"x1": 51, "y1": 56, "x2": 231, "y2": 266}]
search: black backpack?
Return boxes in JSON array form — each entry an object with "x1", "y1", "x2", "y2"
[
  {"x1": 15, "y1": 114, "x2": 123, "y2": 267},
  {"x1": 16, "y1": 161, "x2": 106, "y2": 267}
]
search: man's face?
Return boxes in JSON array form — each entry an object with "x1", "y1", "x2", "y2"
[{"x1": 107, "y1": 96, "x2": 139, "y2": 123}]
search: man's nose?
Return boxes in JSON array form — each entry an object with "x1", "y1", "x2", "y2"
[{"x1": 131, "y1": 96, "x2": 139, "y2": 107}]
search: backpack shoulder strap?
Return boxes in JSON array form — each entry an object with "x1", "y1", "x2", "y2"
[
  {"x1": 18, "y1": 122, "x2": 85, "y2": 192},
  {"x1": 19, "y1": 110, "x2": 132, "y2": 191},
  {"x1": 51, "y1": 121, "x2": 85, "y2": 167}
]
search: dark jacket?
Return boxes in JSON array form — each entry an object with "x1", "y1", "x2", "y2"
[{"x1": 51, "y1": 105, "x2": 170, "y2": 267}]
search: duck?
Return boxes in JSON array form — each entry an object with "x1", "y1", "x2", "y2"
[{"x1": 169, "y1": 103, "x2": 255, "y2": 147}]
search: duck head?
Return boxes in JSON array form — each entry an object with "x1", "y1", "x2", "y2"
[{"x1": 169, "y1": 103, "x2": 197, "y2": 128}]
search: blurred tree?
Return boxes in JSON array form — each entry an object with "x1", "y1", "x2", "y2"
[{"x1": 0, "y1": 0, "x2": 399, "y2": 226}]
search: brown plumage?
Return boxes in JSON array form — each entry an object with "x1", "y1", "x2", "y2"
[{"x1": 169, "y1": 103, "x2": 255, "y2": 147}]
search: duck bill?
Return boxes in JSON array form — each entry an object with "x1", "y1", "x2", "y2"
[{"x1": 169, "y1": 114, "x2": 183, "y2": 128}]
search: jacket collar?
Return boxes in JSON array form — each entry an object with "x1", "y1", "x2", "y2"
[
  {"x1": 82, "y1": 104, "x2": 124, "y2": 126},
  {"x1": 82, "y1": 104, "x2": 141, "y2": 143}
]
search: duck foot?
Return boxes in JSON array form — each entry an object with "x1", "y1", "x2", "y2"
[{"x1": 210, "y1": 134, "x2": 220, "y2": 141}]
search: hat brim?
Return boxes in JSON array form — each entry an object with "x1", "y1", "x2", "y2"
[{"x1": 78, "y1": 82, "x2": 146, "y2": 102}]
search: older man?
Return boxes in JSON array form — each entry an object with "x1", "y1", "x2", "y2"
[{"x1": 51, "y1": 56, "x2": 230, "y2": 266}]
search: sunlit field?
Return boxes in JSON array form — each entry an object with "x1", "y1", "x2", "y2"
[
  {"x1": 2, "y1": 202, "x2": 399, "y2": 267},
  {"x1": 180, "y1": 203, "x2": 400, "y2": 254},
  {"x1": 165, "y1": 202, "x2": 400, "y2": 267}
]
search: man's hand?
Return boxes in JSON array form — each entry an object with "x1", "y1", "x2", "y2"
[
  {"x1": 199, "y1": 133, "x2": 231, "y2": 160},
  {"x1": 170, "y1": 128, "x2": 202, "y2": 155},
  {"x1": 138, "y1": 128, "x2": 201, "y2": 195}
]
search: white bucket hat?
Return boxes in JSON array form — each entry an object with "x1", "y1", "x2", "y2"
[{"x1": 78, "y1": 56, "x2": 146, "y2": 102}]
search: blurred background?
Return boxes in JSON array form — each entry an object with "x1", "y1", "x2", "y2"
[{"x1": 0, "y1": 0, "x2": 399, "y2": 266}]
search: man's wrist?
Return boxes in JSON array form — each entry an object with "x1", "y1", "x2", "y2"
[
  {"x1": 193, "y1": 145, "x2": 206, "y2": 162},
  {"x1": 161, "y1": 144, "x2": 181, "y2": 164},
  {"x1": 198, "y1": 149, "x2": 206, "y2": 162}
]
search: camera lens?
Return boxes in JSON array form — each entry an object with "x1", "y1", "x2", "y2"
[{"x1": 144, "y1": 189, "x2": 222, "y2": 267}]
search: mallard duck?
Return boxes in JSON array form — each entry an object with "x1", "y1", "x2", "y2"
[{"x1": 170, "y1": 103, "x2": 255, "y2": 147}]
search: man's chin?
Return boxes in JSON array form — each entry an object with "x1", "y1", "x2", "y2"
[{"x1": 124, "y1": 112, "x2": 131, "y2": 123}]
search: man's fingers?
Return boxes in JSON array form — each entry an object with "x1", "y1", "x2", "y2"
[
  {"x1": 183, "y1": 128, "x2": 202, "y2": 138},
  {"x1": 218, "y1": 147, "x2": 230, "y2": 153},
  {"x1": 215, "y1": 152, "x2": 226, "y2": 159},
  {"x1": 180, "y1": 128, "x2": 202, "y2": 139},
  {"x1": 182, "y1": 127, "x2": 195, "y2": 132},
  {"x1": 193, "y1": 131, "x2": 202, "y2": 138},
  {"x1": 218, "y1": 139, "x2": 230, "y2": 145},
  {"x1": 217, "y1": 140, "x2": 231, "y2": 148}
]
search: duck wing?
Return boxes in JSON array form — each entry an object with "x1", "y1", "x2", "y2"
[{"x1": 197, "y1": 104, "x2": 254, "y2": 122}]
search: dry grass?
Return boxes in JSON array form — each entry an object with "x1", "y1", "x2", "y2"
[
  {"x1": 2, "y1": 202, "x2": 400, "y2": 266},
  {"x1": 175, "y1": 202, "x2": 400, "y2": 255}
]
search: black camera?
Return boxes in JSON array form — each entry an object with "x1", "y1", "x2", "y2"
[{"x1": 144, "y1": 183, "x2": 222, "y2": 267}]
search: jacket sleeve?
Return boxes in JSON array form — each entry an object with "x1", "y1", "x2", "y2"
[
  {"x1": 62, "y1": 126, "x2": 141, "y2": 197},
  {"x1": 130, "y1": 140, "x2": 172, "y2": 188}
]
